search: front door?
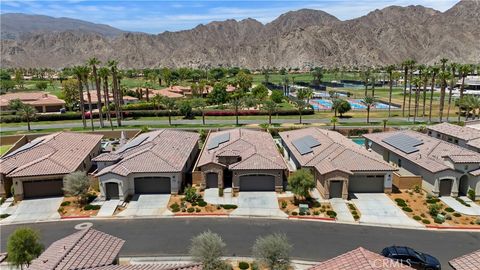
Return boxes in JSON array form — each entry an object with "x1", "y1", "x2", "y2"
[
  {"x1": 105, "y1": 182, "x2": 119, "y2": 200},
  {"x1": 439, "y1": 179, "x2": 453, "y2": 197},
  {"x1": 329, "y1": 180, "x2": 343, "y2": 198},
  {"x1": 206, "y1": 173, "x2": 218, "y2": 188}
]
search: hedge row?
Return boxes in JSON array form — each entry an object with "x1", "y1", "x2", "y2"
[{"x1": 0, "y1": 108, "x2": 313, "y2": 123}]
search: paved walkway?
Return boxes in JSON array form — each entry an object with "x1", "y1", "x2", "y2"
[
  {"x1": 203, "y1": 188, "x2": 237, "y2": 205},
  {"x1": 0, "y1": 198, "x2": 14, "y2": 215},
  {"x1": 440, "y1": 196, "x2": 480, "y2": 216},
  {"x1": 231, "y1": 192, "x2": 287, "y2": 218},
  {"x1": 330, "y1": 198, "x2": 355, "y2": 222},
  {"x1": 117, "y1": 195, "x2": 172, "y2": 217},
  {"x1": 351, "y1": 194, "x2": 422, "y2": 228},
  {"x1": 97, "y1": 200, "x2": 120, "y2": 217},
  {"x1": 1, "y1": 197, "x2": 63, "y2": 224}
]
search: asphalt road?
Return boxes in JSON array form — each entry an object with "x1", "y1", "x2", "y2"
[{"x1": 1, "y1": 218, "x2": 478, "y2": 269}]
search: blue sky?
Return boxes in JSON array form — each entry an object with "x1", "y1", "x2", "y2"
[{"x1": 1, "y1": 0, "x2": 459, "y2": 34}]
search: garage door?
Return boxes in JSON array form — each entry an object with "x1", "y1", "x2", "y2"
[
  {"x1": 206, "y1": 173, "x2": 218, "y2": 188},
  {"x1": 23, "y1": 179, "x2": 64, "y2": 199},
  {"x1": 348, "y1": 175, "x2": 384, "y2": 193},
  {"x1": 329, "y1": 181, "x2": 343, "y2": 198},
  {"x1": 439, "y1": 179, "x2": 453, "y2": 197},
  {"x1": 134, "y1": 177, "x2": 171, "y2": 194},
  {"x1": 239, "y1": 175, "x2": 275, "y2": 191}
]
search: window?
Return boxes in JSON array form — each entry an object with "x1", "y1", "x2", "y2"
[
  {"x1": 428, "y1": 131, "x2": 432, "y2": 135},
  {"x1": 398, "y1": 159, "x2": 402, "y2": 168},
  {"x1": 454, "y1": 139, "x2": 458, "y2": 144}
]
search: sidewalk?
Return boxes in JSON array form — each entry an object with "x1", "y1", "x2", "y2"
[{"x1": 440, "y1": 196, "x2": 480, "y2": 216}]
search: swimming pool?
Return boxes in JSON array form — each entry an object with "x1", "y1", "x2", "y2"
[
  {"x1": 351, "y1": 137, "x2": 365, "y2": 146},
  {"x1": 310, "y1": 99, "x2": 397, "y2": 110}
]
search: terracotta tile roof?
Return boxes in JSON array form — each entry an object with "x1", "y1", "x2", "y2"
[
  {"x1": 449, "y1": 249, "x2": 480, "y2": 270},
  {"x1": 279, "y1": 128, "x2": 394, "y2": 175},
  {"x1": 96, "y1": 130, "x2": 199, "y2": 176},
  {"x1": 28, "y1": 228, "x2": 125, "y2": 270},
  {"x1": 427, "y1": 123, "x2": 480, "y2": 141},
  {"x1": 0, "y1": 91, "x2": 65, "y2": 108},
  {"x1": 151, "y1": 89, "x2": 184, "y2": 99},
  {"x1": 83, "y1": 91, "x2": 138, "y2": 104},
  {"x1": 88, "y1": 264, "x2": 202, "y2": 270},
  {"x1": 308, "y1": 247, "x2": 413, "y2": 270},
  {"x1": 364, "y1": 130, "x2": 480, "y2": 174},
  {"x1": 445, "y1": 154, "x2": 480, "y2": 163},
  {"x1": 0, "y1": 132, "x2": 102, "y2": 178},
  {"x1": 197, "y1": 129, "x2": 287, "y2": 171},
  {"x1": 467, "y1": 138, "x2": 480, "y2": 149}
]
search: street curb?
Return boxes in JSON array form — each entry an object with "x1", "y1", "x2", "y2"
[
  {"x1": 426, "y1": 225, "x2": 480, "y2": 230},
  {"x1": 174, "y1": 213, "x2": 229, "y2": 217},
  {"x1": 61, "y1": 215, "x2": 92, "y2": 219},
  {"x1": 288, "y1": 216, "x2": 335, "y2": 221}
]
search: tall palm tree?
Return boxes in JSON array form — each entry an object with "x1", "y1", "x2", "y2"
[
  {"x1": 446, "y1": 63, "x2": 458, "y2": 122},
  {"x1": 191, "y1": 97, "x2": 207, "y2": 125},
  {"x1": 88, "y1": 57, "x2": 104, "y2": 128},
  {"x1": 263, "y1": 100, "x2": 278, "y2": 125},
  {"x1": 230, "y1": 95, "x2": 243, "y2": 126},
  {"x1": 438, "y1": 70, "x2": 451, "y2": 122},
  {"x1": 428, "y1": 65, "x2": 439, "y2": 123},
  {"x1": 361, "y1": 96, "x2": 376, "y2": 124},
  {"x1": 407, "y1": 60, "x2": 416, "y2": 120},
  {"x1": 418, "y1": 65, "x2": 429, "y2": 118},
  {"x1": 401, "y1": 60, "x2": 412, "y2": 117},
  {"x1": 98, "y1": 67, "x2": 114, "y2": 130},
  {"x1": 386, "y1": 65, "x2": 395, "y2": 118},
  {"x1": 361, "y1": 68, "x2": 371, "y2": 97},
  {"x1": 458, "y1": 64, "x2": 472, "y2": 122},
  {"x1": 161, "y1": 97, "x2": 176, "y2": 126},
  {"x1": 18, "y1": 103, "x2": 37, "y2": 131},
  {"x1": 73, "y1": 66, "x2": 87, "y2": 128},
  {"x1": 411, "y1": 76, "x2": 421, "y2": 124},
  {"x1": 81, "y1": 66, "x2": 95, "y2": 131},
  {"x1": 330, "y1": 116, "x2": 338, "y2": 131},
  {"x1": 108, "y1": 60, "x2": 122, "y2": 126},
  {"x1": 117, "y1": 70, "x2": 125, "y2": 120}
]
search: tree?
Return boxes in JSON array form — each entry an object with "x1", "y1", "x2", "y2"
[
  {"x1": 14, "y1": 69, "x2": 24, "y2": 89},
  {"x1": 311, "y1": 67, "x2": 323, "y2": 86},
  {"x1": 428, "y1": 66, "x2": 439, "y2": 123},
  {"x1": 98, "y1": 67, "x2": 114, "y2": 130},
  {"x1": 361, "y1": 96, "x2": 376, "y2": 124},
  {"x1": 235, "y1": 70, "x2": 253, "y2": 92},
  {"x1": 288, "y1": 168, "x2": 315, "y2": 200},
  {"x1": 8, "y1": 98, "x2": 23, "y2": 111},
  {"x1": 411, "y1": 76, "x2": 421, "y2": 124},
  {"x1": 35, "y1": 81, "x2": 48, "y2": 91},
  {"x1": 152, "y1": 93, "x2": 163, "y2": 110},
  {"x1": 18, "y1": 104, "x2": 37, "y2": 131},
  {"x1": 191, "y1": 98, "x2": 207, "y2": 125},
  {"x1": 406, "y1": 60, "x2": 416, "y2": 120},
  {"x1": 401, "y1": 59, "x2": 414, "y2": 117},
  {"x1": 209, "y1": 68, "x2": 225, "y2": 81},
  {"x1": 337, "y1": 99, "x2": 351, "y2": 117},
  {"x1": 161, "y1": 97, "x2": 176, "y2": 126},
  {"x1": 73, "y1": 66, "x2": 87, "y2": 128},
  {"x1": 108, "y1": 60, "x2": 122, "y2": 126},
  {"x1": 270, "y1": 90, "x2": 284, "y2": 103},
  {"x1": 262, "y1": 68, "x2": 270, "y2": 84},
  {"x1": 331, "y1": 98, "x2": 342, "y2": 117},
  {"x1": 251, "y1": 84, "x2": 269, "y2": 100},
  {"x1": 7, "y1": 228, "x2": 43, "y2": 270},
  {"x1": 263, "y1": 100, "x2": 278, "y2": 125},
  {"x1": 230, "y1": 95, "x2": 243, "y2": 126},
  {"x1": 331, "y1": 116, "x2": 338, "y2": 130},
  {"x1": 63, "y1": 171, "x2": 90, "y2": 204},
  {"x1": 446, "y1": 63, "x2": 458, "y2": 122},
  {"x1": 208, "y1": 82, "x2": 228, "y2": 105},
  {"x1": 189, "y1": 231, "x2": 228, "y2": 270},
  {"x1": 81, "y1": 65, "x2": 95, "y2": 131},
  {"x1": 252, "y1": 233, "x2": 292, "y2": 270},
  {"x1": 385, "y1": 65, "x2": 395, "y2": 118},
  {"x1": 161, "y1": 67, "x2": 172, "y2": 86},
  {"x1": 0, "y1": 79, "x2": 16, "y2": 92},
  {"x1": 178, "y1": 99, "x2": 193, "y2": 119},
  {"x1": 61, "y1": 78, "x2": 79, "y2": 111},
  {"x1": 438, "y1": 71, "x2": 450, "y2": 122},
  {"x1": 458, "y1": 64, "x2": 473, "y2": 122},
  {"x1": 361, "y1": 68, "x2": 371, "y2": 97},
  {"x1": 88, "y1": 57, "x2": 104, "y2": 128}
]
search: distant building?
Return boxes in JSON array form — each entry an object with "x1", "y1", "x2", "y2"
[
  {"x1": 427, "y1": 122, "x2": 480, "y2": 153},
  {"x1": 83, "y1": 90, "x2": 138, "y2": 109},
  {"x1": 0, "y1": 92, "x2": 65, "y2": 113}
]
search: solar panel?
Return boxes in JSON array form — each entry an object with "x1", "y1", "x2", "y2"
[
  {"x1": 292, "y1": 135, "x2": 321, "y2": 155},
  {"x1": 3, "y1": 138, "x2": 45, "y2": 158},
  {"x1": 116, "y1": 134, "x2": 149, "y2": 153},
  {"x1": 207, "y1": 133, "x2": 230, "y2": 150},
  {"x1": 382, "y1": 134, "x2": 423, "y2": 154}
]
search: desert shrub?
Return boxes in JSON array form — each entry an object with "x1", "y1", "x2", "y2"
[
  {"x1": 313, "y1": 211, "x2": 320, "y2": 216},
  {"x1": 281, "y1": 201, "x2": 288, "y2": 209},
  {"x1": 428, "y1": 204, "x2": 441, "y2": 216},
  {"x1": 453, "y1": 212, "x2": 462, "y2": 217},
  {"x1": 0, "y1": 214, "x2": 10, "y2": 219},
  {"x1": 413, "y1": 184, "x2": 421, "y2": 193},
  {"x1": 422, "y1": 219, "x2": 431, "y2": 224},
  {"x1": 291, "y1": 211, "x2": 298, "y2": 216},
  {"x1": 299, "y1": 212, "x2": 305, "y2": 216},
  {"x1": 426, "y1": 198, "x2": 439, "y2": 204},
  {"x1": 196, "y1": 208, "x2": 201, "y2": 213},
  {"x1": 445, "y1": 207, "x2": 454, "y2": 213},
  {"x1": 326, "y1": 210, "x2": 337, "y2": 218},
  {"x1": 187, "y1": 207, "x2": 195, "y2": 213},
  {"x1": 348, "y1": 204, "x2": 356, "y2": 210},
  {"x1": 456, "y1": 197, "x2": 471, "y2": 207},
  {"x1": 353, "y1": 214, "x2": 360, "y2": 220},
  {"x1": 238, "y1": 261, "x2": 250, "y2": 269},
  {"x1": 413, "y1": 215, "x2": 422, "y2": 221},
  {"x1": 397, "y1": 201, "x2": 408, "y2": 207},
  {"x1": 221, "y1": 204, "x2": 237, "y2": 210},
  {"x1": 83, "y1": 204, "x2": 100, "y2": 211},
  {"x1": 311, "y1": 200, "x2": 321, "y2": 208},
  {"x1": 402, "y1": 207, "x2": 413, "y2": 212},
  {"x1": 61, "y1": 201, "x2": 71, "y2": 207},
  {"x1": 468, "y1": 189, "x2": 476, "y2": 201},
  {"x1": 351, "y1": 210, "x2": 358, "y2": 215},
  {"x1": 198, "y1": 201, "x2": 207, "y2": 207},
  {"x1": 184, "y1": 185, "x2": 199, "y2": 203}
]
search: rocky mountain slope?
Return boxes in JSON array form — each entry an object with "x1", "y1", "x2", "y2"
[{"x1": 1, "y1": 0, "x2": 478, "y2": 69}]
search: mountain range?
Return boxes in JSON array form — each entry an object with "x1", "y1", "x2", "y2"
[{"x1": 1, "y1": 0, "x2": 479, "y2": 69}]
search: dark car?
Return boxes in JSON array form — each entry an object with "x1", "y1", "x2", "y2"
[{"x1": 381, "y1": 246, "x2": 441, "y2": 270}]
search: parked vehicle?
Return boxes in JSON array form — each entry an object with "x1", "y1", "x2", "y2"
[{"x1": 381, "y1": 246, "x2": 441, "y2": 270}]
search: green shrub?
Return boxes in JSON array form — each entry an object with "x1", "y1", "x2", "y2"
[
  {"x1": 351, "y1": 210, "x2": 358, "y2": 215},
  {"x1": 191, "y1": 202, "x2": 197, "y2": 206},
  {"x1": 83, "y1": 204, "x2": 100, "y2": 211},
  {"x1": 311, "y1": 200, "x2": 321, "y2": 208},
  {"x1": 291, "y1": 211, "x2": 298, "y2": 216},
  {"x1": 187, "y1": 207, "x2": 195, "y2": 213},
  {"x1": 468, "y1": 189, "x2": 476, "y2": 201},
  {"x1": 426, "y1": 198, "x2": 439, "y2": 204},
  {"x1": 198, "y1": 201, "x2": 207, "y2": 207},
  {"x1": 394, "y1": 198, "x2": 405, "y2": 204},
  {"x1": 422, "y1": 219, "x2": 431, "y2": 224},
  {"x1": 353, "y1": 214, "x2": 360, "y2": 220},
  {"x1": 327, "y1": 210, "x2": 337, "y2": 218},
  {"x1": 281, "y1": 201, "x2": 288, "y2": 209},
  {"x1": 313, "y1": 211, "x2": 320, "y2": 216},
  {"x1": 299, "y1": 212, "x2": 305, "y2": 216},
  {"x1": 195, "y1": 208, "x2": 201, "y2": 213},
  {"x1": 475, "y1": 218, "x2": 480, "y2": 225},
  {"x1": 413, "y1": 184, "x2": 421, "y2": 193},
  {"x1": 238, "y1": 262, "x2": 250, "y2": 270},
  {"x1": 0, "y1": 214, "x2": 10, "y2": 219},
  {"x1": 61, "y1": 201, "x2": 71, "y2": 207},
  {"x1": 453, "y1": 212, "x2": 462, "y2": 217},
  {"x1": 171, "y1": 202, "x2": 180, "y2": 209},
  {"x1": 456, "y1": 197, "x2": 471, "y2": 207},
  {"x1": 413, "y1": 215, "x2": 422, "y2": 221},
  {"x1": 445, "y1": 207, "x2": 454, "y2": 213},
  {"x1": 397, "y1": 201, "x2": 407, "y2": 207},
  {"x1": 221, "y1": 204, "x2": 237, "y2": 210},
  {"x1": 428, "y1": 204, "x2": 441, "y2": 216},
  {"x1": 184, "y1": 185, "x2": 199, "y2": 203},
  {"x1": 348, "y1": 204, "x2": 356, "y2": 210},
  {"x1": 402, "y1": 207, "x2": 413, "y2": 212}
]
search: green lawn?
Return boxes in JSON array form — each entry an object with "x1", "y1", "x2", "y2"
[{"x1": 0, "y1": 145, "x2": 12, "y2": 156}]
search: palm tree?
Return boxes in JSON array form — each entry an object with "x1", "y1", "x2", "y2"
[
  {"x1": 331, "y1": 98, "x2": 343, "y2": 117},
  {"x1": 230, "y1": 96, "x2": 243, "y2": 126},
  {"x1": 263, "y1": 100, "x2": 278, "y2": 125},
  {"x1": 88, "y1": 57, "x2": 104, "y2": 128},
  {"x1": 98, "y1": 67, "x2": 114, "y2": 130},
  {"x1": 191, "y1": 98, "x2": 207, "y2": 125},
  {"x1": 386, "y1": 65, "x2": 395, "y2": 118},
  {"x1": 108, "y1": 60, "x2": 121, "y2": 126},
  {"x1": 81, "y1": 66, "x2": 95, "y2": 131},
  {"x1": 73, "y1": 66, "x2": 87, "y2": 128},
  {"x1": 18, "y1": 103, "x2": 37, "y2": 131},
  {"x1": 161, "y1": 97, "x2": 176, "y2": 126},
  {"x1": 117, "y1": 70, "x2": 125, "y2": 120},
  {"x1": 438, "y1": 71, "x2": 451, "y2": 122},
  {"x1": 428, "y1": 65, "x2": 439, "y2": 123},
  {"x1": 361, "y1": 96, "x2": 376, "y2": 124},
  {"x1": 330, "y1": 116, "x2": 338, "y2": 131},
  {"x1": 458, "y1": 64, "x2": 472, "y2": 122},
  {"x1": 407, "y1": 60, "x2": 416, "y2": 120},
  {"x1": 411, "y1": 76, "x2": 421, "y2": 124},
  {"x1": 446, "y1": 63, "x2": 458, "y2": 122},
  {"x1": 361, "y1": 68, "x2": 371, "y2": 97},
  {"x1": 401, "y1": 60, "x2": 412, "y2": 117},
  {"x1": 418, "y1": 65, "x2": 429, "y2": 117},
  {"x1": 293, "y1": 98, "x2": 306, "y2": 124}
]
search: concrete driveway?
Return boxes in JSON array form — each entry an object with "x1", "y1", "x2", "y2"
[
  {"x1": 440, "y1": 196, "x2": 480, "y2": 216},
  {"x1": 351, "y1": 193, "x2": 422, "y2": 228},
  {"x1": 1, "y1": 197, "x2": 63, "y2": 224},
  {"x1": 231, "y1": 192, "x2": 287, "y2": 218},
  {"x1": 117, "y1": 194, "x2": 171, "y2": 217}
]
